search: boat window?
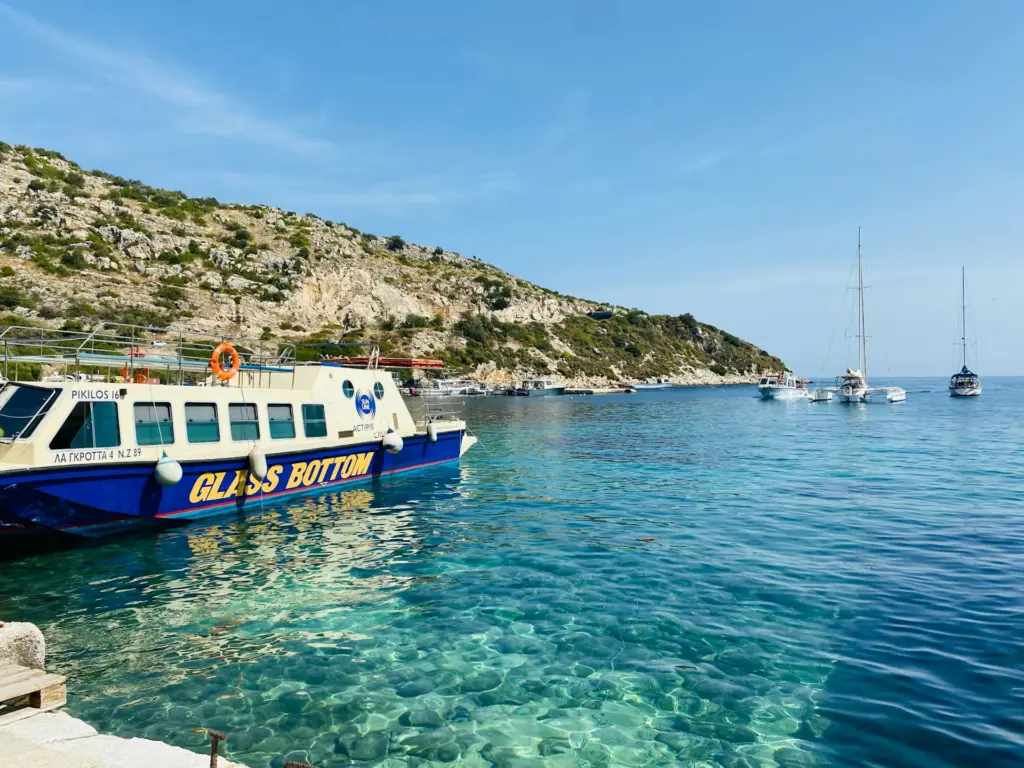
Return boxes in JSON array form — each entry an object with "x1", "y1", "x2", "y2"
[
  {"x1": 373, "y1": 382, "x2": 385, "y2": 399},
  {"x1": 185, "y1": 403, "x2": 220, "y2": 444},
  {"x1": 134, "y1": 402, "x2": 175, "y2": 446},
  {"x1": 268, "y1": 404, "x2": 296, "y2": 439},
  {"x1": 0, "y1": 385, "x2": 59, "y2": 440},
  {"x1": 229, "y1": 403, "x2": 260, "y2": 441},
  {"x1": 342, "y1": 380, "x2": 354, "y2": 398},
  {"x1": 49, "y1": 402, "x2": 120, "y2": 450},
  {"x1": 302, "y1": 404, "x2": 327, "y2": 438}
]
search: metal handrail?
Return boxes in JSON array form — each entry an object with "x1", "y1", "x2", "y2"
[
  {"x1": 408, "y1": 399, "x2": 466, "y2": 426},
  {"x1": 0, "y1": 321, "x2": 298, "y2": 381}
]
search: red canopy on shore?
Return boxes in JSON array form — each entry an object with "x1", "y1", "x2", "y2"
[{"x1": 326, "y1": 356, "x2": 445, "y2": 369}]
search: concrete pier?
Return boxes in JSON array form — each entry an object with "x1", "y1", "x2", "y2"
[
  {"x1": 1, "y1": 620, "x2": 246, "y2": 767},
  {"x1": 565, "y1": 386, "x2": 637, "y2": 395},
  {"x1": 0, "y1": 710, "x2": 246, "y2": 767}
]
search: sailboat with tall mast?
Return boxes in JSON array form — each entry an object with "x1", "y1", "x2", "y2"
[
  {"x1": 949, "y1": 267, "x2": 982, "y2": 397},
  {"x1": 831, "y1": 228, "x2": 906, "y2": 404}
]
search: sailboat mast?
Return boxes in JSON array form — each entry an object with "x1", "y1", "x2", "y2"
[
  {"x1": 961, "y1": 266, "x2": 967, "y2": 368},
  {"x1": 858, "y1": 227, "x2": 866, "y2": 380}
]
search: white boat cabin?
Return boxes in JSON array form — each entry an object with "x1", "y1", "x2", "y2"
[
  {"x1": 0, "y1": 364, "x2": 453, "y2": 471},
  {"x1": 0, "y1": 323, "x2": 473, "y2": 473}
]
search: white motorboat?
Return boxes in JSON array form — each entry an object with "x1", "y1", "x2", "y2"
[
  {"x1": 758, "y1": 371, "x2": 810, "y2": 400},
  {"x1": 509, "y1": 379, "x2": 566, "y2": 396},
  {"x1": 635, "y1": 377, "x2": 673, "y2": 390},
  {"x1": 450, "y1": 380, "x2": 490, "y2": 396},
  {"x1": 950, "y1": 267, "x2": 981, "y2": 397}
]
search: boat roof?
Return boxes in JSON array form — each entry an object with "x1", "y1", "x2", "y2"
[{"x1": 0, "y1": 321, "x2": 414, "y2": 383}]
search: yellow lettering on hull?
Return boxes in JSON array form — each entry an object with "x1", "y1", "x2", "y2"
[
  {"x1": 352, "y1": 452, "x2": 373, "y2": 477},
  {"x1": 207, "y1": 472, "x2": 229, "y2": 501},
  {"x1": 302, "y1": 460, "x2": 322, "y2": 486},
  {"x1": 187, "y1": 451, "x2": 376, "y2": 507},
  {"x1": 286, "y1": 462, "x2": 307, "y2": 489},
  {"x1": 224, "y1": 470, "x2": 245, "y2": 498},
  {"x1": 339, "y1": 454, "x2": 356, "y2": 479},
  {"x1": 189, "y1": 473, "x2": 217, "y2": 503},
  {"x1": 262, "y1": 465, "x2": 282, "y2": 493}
]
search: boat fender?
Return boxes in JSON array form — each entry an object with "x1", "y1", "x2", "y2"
[
  {"x1": 154, "y1": 452, "x2": 183, "y2": 486},
  {"x1": 248, "y1": 447, "x2": 268, "y2": 481},
  {"x1": 382, "y1": 428, "x2": 404, "y2": 455},
  {"x1": 427, "y1": 422, "x2": 438, "y2": 443}
]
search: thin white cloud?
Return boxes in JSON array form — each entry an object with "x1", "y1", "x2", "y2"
[
  {"x1": 0, "y1": 74, "x2": 38, "y2": 92},
  {"x1": 212, "y1": 168, "x2": 523, "y2": 213},
  {"x1": 0, "y1": 2, "x2": 332, "y2": 155}
]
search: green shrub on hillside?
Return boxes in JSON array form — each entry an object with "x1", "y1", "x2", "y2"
[
  {"x1": 288, "y1": 231, "x2": 311, "y2": 249},
  {"x1": 385, "y1": 235, "x2": 406, "y2": 252},
  {"x1": 60, "y1": 250, "x2": 89, "y2": 270},
  {"x1": 154, "y1": 284, "x2": 185, "y2": 302},
  {"x1": 401, "y1": 314, "x2": 429, "y2": 329},
  {"x1": 473, "y1": 275, "x2": 514, "y2": 310},
  {"x1": 0, "y1": 285, "x2": 35, "y2": 309}
]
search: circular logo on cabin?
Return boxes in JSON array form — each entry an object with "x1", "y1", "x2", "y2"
[{"x1": 355, "y1": 389, "x2": 376, "y2": 421}]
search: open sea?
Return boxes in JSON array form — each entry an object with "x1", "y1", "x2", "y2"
[{"x1": 2, "y1": 379, "x2": 1023, "y2": 768}]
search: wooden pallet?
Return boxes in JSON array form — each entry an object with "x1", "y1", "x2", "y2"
[{"x1": 0, "y1": 660, "x2": 67, "y2": 727}]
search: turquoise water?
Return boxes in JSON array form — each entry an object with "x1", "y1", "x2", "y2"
[{"x1": 2, "y1": 381, "x2": 1023, "y2": 767}]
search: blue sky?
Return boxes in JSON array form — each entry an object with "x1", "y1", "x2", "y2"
[{"x1": 2, "y1": 1, "x2": 1022, "y2": 376}]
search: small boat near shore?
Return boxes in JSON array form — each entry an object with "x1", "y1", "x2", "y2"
[
  {"x1": 565, "y1": 386, "x2": 636, "y2": 395},
  {"x1": 507, "y1": 379, "x2": 566, "y2": 397},
  {"x1": 634, "y1": 377, "x2": 673, "y2": 390},
  {"x1": 757, "y1": 371, "x2": 810, "y2": 400},
  {"x1": 0, "y1": 323, "x2": 476, "y2": 539},
  {"x1": 450, "y1": 380, "x2": 490, "y2": 396}
]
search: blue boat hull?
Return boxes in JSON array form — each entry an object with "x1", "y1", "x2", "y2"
[{"x1": 0, "y1": 431, "x2": 464, "y2": 538}]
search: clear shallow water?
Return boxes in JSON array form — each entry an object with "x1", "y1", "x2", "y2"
[{"x1": 2, "y1": 380, "x2": 1024, "y2": 768}]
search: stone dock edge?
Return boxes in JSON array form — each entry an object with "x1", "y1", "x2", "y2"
[{"x1": 0, "y1": 710, "x2": 247, "y2": 768}]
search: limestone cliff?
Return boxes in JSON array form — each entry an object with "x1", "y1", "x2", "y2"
[{"x1": 0, "y1": 141, "x2": 783, "y2": 384}]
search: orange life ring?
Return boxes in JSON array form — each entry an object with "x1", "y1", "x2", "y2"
[{"x1": 211, "y1": 343, "x2": 240, "y2": 381}]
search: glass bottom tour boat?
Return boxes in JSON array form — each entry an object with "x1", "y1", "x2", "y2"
[{"x1": 0, "y1": 323, "x2": 475, "y2": 539}]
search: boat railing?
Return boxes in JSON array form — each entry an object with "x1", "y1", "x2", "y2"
[
  {"x1": 408, "y1": 398, "x2": 466, "y2": 426},
  {"x1": 0, "y1": 321, "x2": 296, "y2": 383}
]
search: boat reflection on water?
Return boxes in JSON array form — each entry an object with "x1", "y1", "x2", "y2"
[{"x1": 9, "y1": 464, "x2": 465, "y2": 692}]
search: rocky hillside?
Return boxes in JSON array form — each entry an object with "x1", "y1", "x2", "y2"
[{"x1": 0, "y1": 141, "x2": 783, "y2": 384}]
